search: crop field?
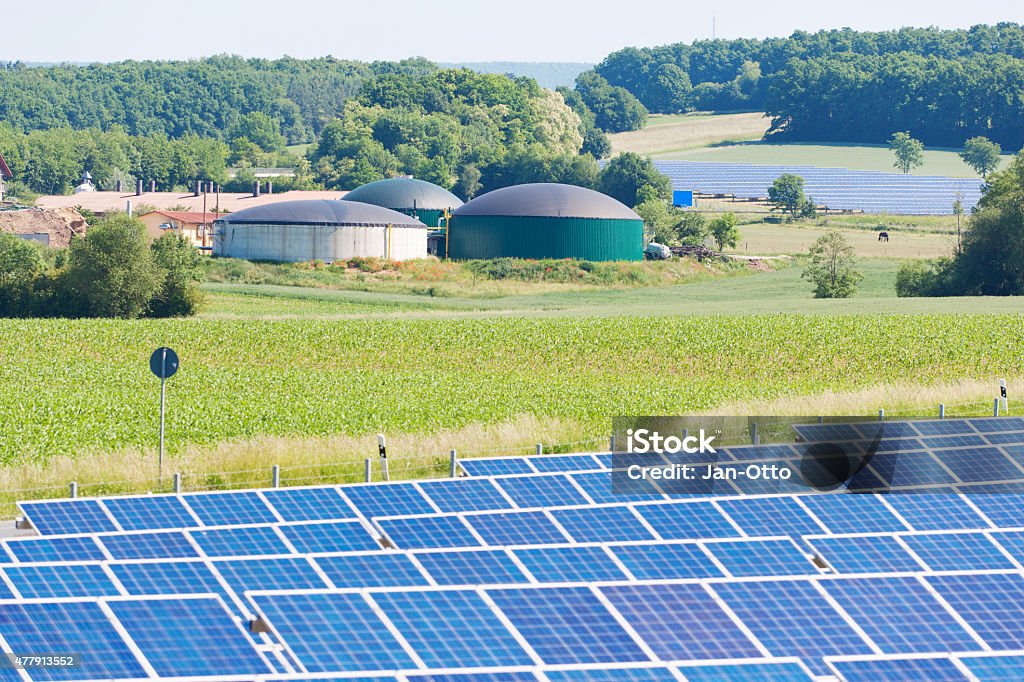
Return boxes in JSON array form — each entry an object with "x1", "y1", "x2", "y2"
[{"x1": 609, "y1": 112, "x2": 770, "y2": 156}]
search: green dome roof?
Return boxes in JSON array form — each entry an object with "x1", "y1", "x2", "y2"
[{"x1": 342, "y1": 178, "x2": 463, "y2": 211}]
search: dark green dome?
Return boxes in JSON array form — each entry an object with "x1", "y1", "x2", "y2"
[{"x1": 342, "y1": 178, "x2": 463, "y2": 211}]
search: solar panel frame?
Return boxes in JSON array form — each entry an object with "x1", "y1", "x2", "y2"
[
  {"x1": 313, "y1": 552, "x2": 433, "y2": 588},
  {"x1": 412, "y1": 548, "x2": 532, "y2": 586},
  {"x1": 467, "y1": 510, "x2": 574, "y2": 547},
  {"x1": 188, "y1": 524, "x2": 293, "y2": 557},
  {"x1": 632, "y1": 501, "x2": 743, "y2": 540},
  {"x1": 181, "y1": 490, "x2": 282, "y2": 527},
  {"x1": 494, "y1": 474, "x2": 593, "y2": 508},
  {"x1": 375, "y1": 513, "x2": 484, "y2": 550},
  {"x1": 548, "y1": 506, "x2": 658, "y2": 543},
  {"x1": 926, "y1": 572, "x2": 1024, "y2": 650},
  {"x1": 805, "y1": 534, "x2": 927, "y2": 574},
  {"x1": 277, "y1": 519, "x2": 381, "y2": 554},
  {"x1": 2, "y1": 535, "x2": 106, "y2": 563},
  {"x1": 512, "y1": 545, "x2": 629, "y2": 583},
  {"x1": 99, "y1": 529, "x2": 202, "y2": 560},
  {"x1": 16, "y1": 499, "x2": 120, "y2": 536},
  {"x1": 607, "y1": 541, "x2": 724, "y2": 580},
  {"x1": 900, "y1": 531, "x2": 1020, "y2": 571},
  {"x1": 211, "y1": 555, "x2": 330, "y2": 595},
  {"x1": 702, "y1": 537, "x2": 821, "y2": 577},
  {"x1": 459, "y1": 457, "x2": 538, "y2": 477},
  {"x1": 415, "y1": 478, "x2": 518, "y2": 513},
  {"x1": 100, "y1": 494, "x2": 201, "y2": 531},
  {"x1": 260, "y1": 486, "x2": 359, "y2": 523},
  {"x1": 714, "y1": 497, "x2": 826, "y2": 538},
  {"x1": 1, "y1": 562, "x2": 123, "y2": 599},
  {"x1": 341, "y1": 482, "x2": 440, "y2": 520}
]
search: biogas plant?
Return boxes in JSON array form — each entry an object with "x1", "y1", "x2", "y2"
[{"x1": 213, "y1": 178, "x2": 644, "y2": 263}]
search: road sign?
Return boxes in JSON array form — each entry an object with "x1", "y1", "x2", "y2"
[
  {"x1": 150, "y1": 348, "x2": 179, "y2": 379},
  {"x1": 673, "y1": 190, "x2": 695, "y2": 208}
]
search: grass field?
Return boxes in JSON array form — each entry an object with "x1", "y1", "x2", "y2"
[
  {"x1": 725, "y1": 224, "x2": 956, "y2": 259},
  {"x1": 609, "y1": 112, "x2": 770, "y2": 156}
]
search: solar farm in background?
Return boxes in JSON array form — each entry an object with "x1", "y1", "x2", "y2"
[
  {"x1": 3, "y1": 417, "x2": 1024, "y2": 681},
  {"x1": 653, "y1": 161, "x2": 984, "y2": 215}
]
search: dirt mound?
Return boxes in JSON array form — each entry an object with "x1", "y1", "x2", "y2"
[{"x1": 0, "y1": 207, "x2": 88, "y2": 248}]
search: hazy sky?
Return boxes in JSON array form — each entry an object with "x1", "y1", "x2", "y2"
[{"x1": 5, "y1": 1, "x2": 1023, "y2": 63}]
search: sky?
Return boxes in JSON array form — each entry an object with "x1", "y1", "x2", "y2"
[{"x1": 5, "y1": 0, "x2": 1024, "y2": 63}]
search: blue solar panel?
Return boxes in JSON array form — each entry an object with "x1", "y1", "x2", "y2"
[
  {"x1": 513, "y1": 545, "x2": 627, "y2": 582},
  {"x1": 413, "y1": 549, "x2": 530, "y2": 586},
  {"x1": 100, "y1": 530, "x2": 200, "y2": 560},
  {"x1": 902, "y1": 532, "x2": 1017, "y2": 570},
  {"x1": 807, "y1": 535, "x2": 924, "y2": 573},
  {"x1": 495, "y1": 475, "x2": 590, "y2": 508},
  {"x1": 716, "y1": 498, "x2": 826, "y2": 537},
  {"x1": 912, "y1": 419, "x2": 977, "y2": 436},
  {"x1": 958, "y1": 653, "x2": 1024, "y2": 680},
  {"x1": 108, "y1": 597, "x2": 272, "y2": 677},
  {"x1": 609, "y1": 541, "x2": 724, "y2": 579},
  {"x1": 571, "y1": 471, "x2": 659, "y2": 504},
  {"x1": 550, "y1": 506, "x2": 657, "y2": 543},
  {"x1": 315, "y1": 553, "x2": 431, "y2": 588},
  {"x1": 251, "y1": 592, "x2": 416, "y2": 673},
  {"x1": 278, "y1": 520, "x2": 380, "y2": 554},
  {"x1": 633, "y1": 501, "x2": 741, "y2": 540},
  {"x1": 828, "y1": 657, "x2": 968, "y2": 681},
  {"x1": 971, "y1": 418, "x2": 1024, "y2": 433},
  {"x1": 190, "y1": 525, "x2": 291, "y2": 557},
  {"x1": 487, "y1": 586, "x2": 650, "y2": 664},
  {"x1": 602, "y1": 583, "x2": 762, "y2": 661},
  {"x1": 109, "y1": 560, "x2": 230, "y2": 603},
  {"x1": 545, "y1": 667, "x2": 678, "y2": 681},
  {"x1": 927, "y1": 573, "x2": 1024, "y2": 649},
  {"x1": 883, "y1": 494, "x2": 993, "y2": 531},
  {"x1": 377, "y1": 514, "x2": 482, "y2": 549},
  {"x1": 705, "y1": 538, "x2": 819, "y2": 577},
  {"x1": 182, "y1": 491, "x2": 279, "y2": 526},
  {"x1": 469, "y1": 511, "x2": 571, "y2": 546},
  {"x1": 373, "y1": 589, "x2": 533, "y2": 668},
  {"x1": 722, "y1": 444, "x2": 799, "y2": 462},
  {"x1": 459, "y1": 458, "x2": 537, "y2": 477},
  {"x1": 934, "y1": 447, "x2": 1024, "y2": 483},
  {"x1": 0, "y1": 601, "x2": 146, "y2": 681},
  {"x1": 408, "y1": 674, "x2": 536, "y2": 682},
  {"x1": 417, "y1": 478, "x2": 515, "y2": 513},
  {"x1": 261, "y1": 487, "x2": 357, "y2": 522},
  {"x1": 867, "y1": 452, "x2": 958, "y2": 486},
  {"x1": 17, "y1": 499, "x2": 118, "y2": 536},
  {"x1": 526, "y1": 454, "x2": 604, "y2": 473},
  {"x1": 0, "y1": 580, "x2": 12, "y2": 600},
  {"x1": 677, "y1": 661, "x2": 815, "y2": 681},
  {"x1": 3, "y1": 536, "x2": 105, "y2": 563},
  {"x1": 959, "y1": 490, "x2": 1024, "y2": 526},
  {"x1": 988, "y1": 529, "x2": 1024, "y2": 564},
  {"x1": 823, "y1": 576, "x2": 983, "y2": 653},
  {"x1": 3, "y1": 564, "x2": 121, "y2": 599},
  {"x1": 713, "y1": 579, "x2": 874, "y2": 675},
  {"x1": 342, "y1": 482, "x2": 437, "y2": 519},
  {"x1": 798, "y1": 495, "x2": 908, "y2": 534},
  {"x1": 102, "y1": 495, "x2": 199, "y2": 530},
  {"x1": 920, "y1": 434, "x2": 990, "y2": 449},
  {"x1": 213, "y1": 557, "x2": 328, "y2": 594},
  {"x1": 792, "y1": 423, "x2": 863, "y2": 442}
]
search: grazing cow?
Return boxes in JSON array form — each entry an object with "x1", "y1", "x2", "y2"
[{"x1": 878, "y1": 231, "x2": 889, "y2": 242}]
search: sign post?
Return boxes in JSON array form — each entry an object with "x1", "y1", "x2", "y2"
[
  {"x1": 1000, "y1": 379, "x2": 1009, "y2": 415},
  {"x1": 378, "y1": 434, "x2": 390, "y2": 482},
  {"x1": 149, "y1": 347, "x2": 180, "y2": 484}
]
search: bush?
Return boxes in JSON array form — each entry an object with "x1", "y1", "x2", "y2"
[
  {"x1": 149, "y1": 233, "x2": 204, "y2": 317},
  {"x1": 895, "y1": 259, "x2": 951, "y2": 297},
  {"x1": 0, "y1": 232, "x2": 44, "y2": 317}
]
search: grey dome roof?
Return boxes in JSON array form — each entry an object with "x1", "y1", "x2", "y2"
[
  {"x1": 214, "y1": 200, "x2": 426, "y2": 227},
  {"x1": 452, "y1": 183, "x2": 640, "y2": 220},
  {"x1": 342, "y1": 178, "x2": 463, "y2": 211}
]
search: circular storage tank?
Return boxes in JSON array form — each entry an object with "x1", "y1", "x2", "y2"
[
  {"x1": 448, "y1": 183, "x2": 643, "y2": 261},
  {"x1": 341, "y1": 178, "x2": 463, "y2": 227},
  {"x1": 213, "y1": 200, "x2": 427, "y2": 262}
]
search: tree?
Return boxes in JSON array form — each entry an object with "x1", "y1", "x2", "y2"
[
  {"x1": 767, "y1": 173, "x2": 807, "y2": 219},
  {"x1": 62, "y1": 215, "x2": 161, "y2": 318},
  {"x1": 598, "y1": 152, "x2": 671, "y2": 206},
  {"x1": 0, "y1": 232, "x2": 43, "y2": 317},
  {"x1": 960, "y1": 136, "x2": 1002, "y2": 179},
  {"x1": 455, "y1": 164, "x2": 482, "y2": 201},
  {"x1": 802, "y1": 231, "x2": 862, "y2": 298},
  {"x1": 574, "y1": 72, "x2": 648, "y2": 133},
  {"x1": 149, "y1": 233, "x2": 204, "y2": 317},
  {"x1": 709, "y1": 212, "x2": 739, "y2": 250},
  {"x1": 889, "y1": 132, "x2": 924, "y2": 174}
]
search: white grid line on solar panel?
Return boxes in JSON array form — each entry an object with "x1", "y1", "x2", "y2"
[
  {"x1": 822, "y1": 650, "x2": 1024, "y2": 681},
  {"x1": 0, "y1": 561, "x2": 126, "y2": 599},
  {"x1": 822, "y1": 654, "x2": 972, "y2": 681}
]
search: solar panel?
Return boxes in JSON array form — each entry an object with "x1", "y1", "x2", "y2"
[
  {"x1": 413, "y1": 549, "x2": 530, "y2": 586},
  {"x1": 189, "y1": 525, "x2": 291, "y2": 557},
  {"x1": 601, "y1": 583, "x2": 763, "y2": 661},
  {"x1": 0, "y1": 601, "x2": 147, "y2": 680},
  {"x1": 970, "y1": 417, "x2": 1024, "y2": 433},
  {"x1": 212, "y1": 556, "x2": 329, "y2": 595},
  {"x1": 822, "y1": 576, "x2": 983, "y2": 653},
  {"x1": 544, "y1": 667, "x2": 678, "y2": 681},
  {"x1": 17, "y1": 499, "x2": 118, "y2": 536},
  {"x1": 912, "y1": 419, "x2": 977, "y2": 436},
  {"x1": 901, "y1": 532, "x2": 1018, "y2": 571},
  {"x1": 826, "y1": 657, "x2": 968, "y2": 681},
  {"x1": 101, "y1": 495, "x2": 199, "y2": 530},
  {"x1": 100, "y1": 530, "x2": 201, "y2": 560},
  {"x1": 261, "y1": 486, "x2": 357, "y2": 522},
  {"x1": 469, "y1": 511, "x2": 571, "y2": 546},
  {"x1": 314, "y1": 552, "x2": 431, "y2": 588},
  {"x1": 798, "y1": 495, "x2": 908, "y2": 534},
  {"x1": 712, "y1": 579, "x2": 874, "y2": 675},
  {"x1": 417, "y1": 478, "x2": 515, "y2": 513},
  {"x1": 570, "y1": 471, "x2": 660, "y2": 504},
  {"x1": 376, "y1": 514, "x2": 482, "y2": 550},
  {"x1": 926, "y1": 572, "x2": 1024, "y2": 649},
  {"x1": 108, "y1": 560, "x2": 232, "y2": 604},
  {"x1": 526, "y1": 454, "x2": 605, "y2": 473},
  {"x1": 957, "y1": 490, "x2": 1024, "y2": 526},
  {"x1": 957, "y1": 653, "x2": 1024, "y2": 680},
  {"x1": 486, "y1": 586, "x2": 650, "y2": 664},
  {"x1": 0, "y1": 580, "x2": 12, "y2": 600},
  {"x1": 107, "y1": 596, "x2": 273, "y2": 677},
  {"x1": 182, "y1": 491, "x2": 280, "y2": 526},
  {"x1": 806, "y1": 535, "x2": 925, "y2": 573},
  {"x1": 459, "y1": 457, "x2": 537, "y2": 477},
  {"x1": 676, "y1": 660, "x2": 816, "y2": 681},
  {"x1": 342, "y1": 482, "x2": 438, "y2": 519},
  {"x1": 715, "y1": 498, "x2": 826, "y2": 538},
  {"x1": 632, "y1": 502, "x2": 741, "y2": 540},
  {"x1": 609, "y1": 541, "x2": 723, "y2": 580},
  {"x1": 373, "y1": 589, "x2": 534, "y2": 668},
  {"x1": 704, "y1": 538, "x2": 820, "y2": 577},
  {"x1": 933, "y1": 447, "x2": 1024, "y2": 483},
  {"x1": 3, "y1": 536, "x2": 105, "y2": 563},
  {"x1": 495, "y1": 475, "x2": 591, "y2": 508},
  {"x1": 2, "y1": 563, "x2": 121, "y2": 599},
  {"x1": 513, "y1": 545, "x2": 627, "y2": 582},
  {"x1": 407, "y1": 674, "x2": 536, "y2": 682},
  {"x1": 549, "y1": 506, "x2": 656, "y2": 543},
  {"x1": 867, "y1": 452, "x2": 958, "y2": 487},
  {"x1": 920, "y1": 434, "x2": 990, "y2": 449},
  {"x1": 883, "y1": 494, "x2": 993, "y2": 531},
  {"x1": 987, "y1": 529, "x2": 1024, "y2": 564},
  {"x1": 251, "y1": 591, "x2": 417, "y2": 672},
  {"x1": 277, "y1": 520, "x2": 380, "y2": 554}
]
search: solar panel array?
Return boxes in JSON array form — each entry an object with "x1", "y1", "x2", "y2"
[
  {"x1": 3, "y1": 416, "x2": 1024, "y2": 681},
  {"x1": 651, "y1": 161, "x2": 984, "y2": 215}
]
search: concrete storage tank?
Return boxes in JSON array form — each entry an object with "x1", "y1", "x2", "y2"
[
  {"x1": 448, "y1": 183, "x2": 643, "y2": 261},
  {"x1": 341, "y1": 177, "x2": 463, "y2": 228},
  {"x1": 213, "y1": 200, "x2": 427, "y2": 262}
]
